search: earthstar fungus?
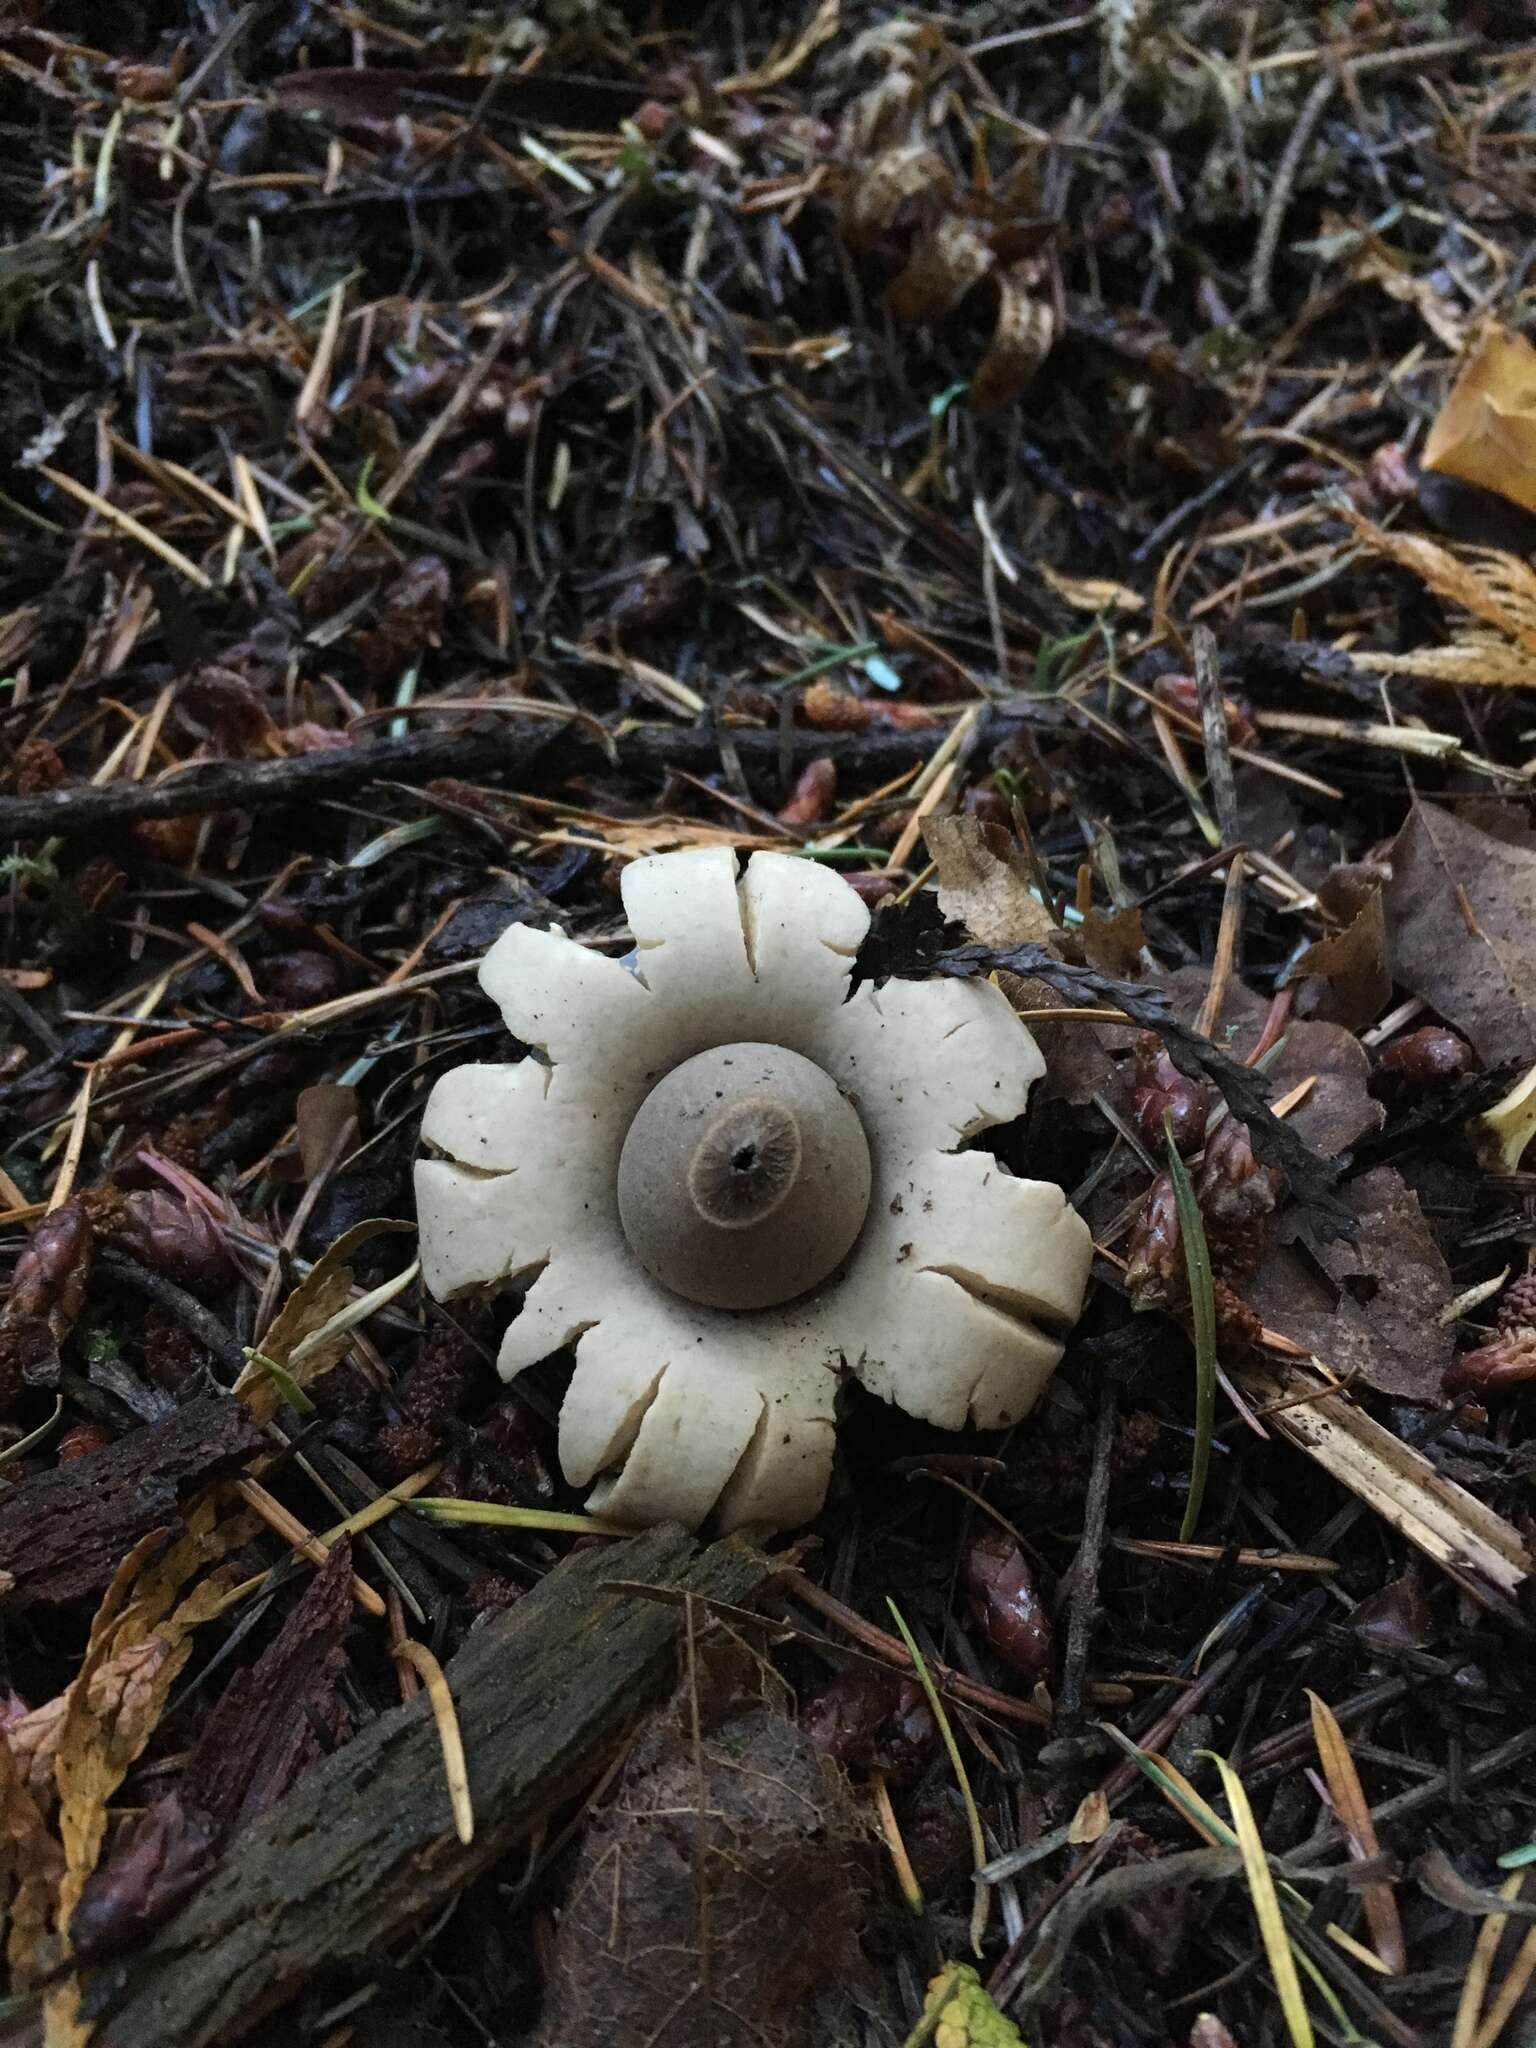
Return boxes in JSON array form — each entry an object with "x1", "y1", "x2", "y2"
[{"x1": 415, "y1": 847, "x2": 1091, "y2": 1533}]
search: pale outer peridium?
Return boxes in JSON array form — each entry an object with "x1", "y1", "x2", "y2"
[{"x1": 415, "y1": 847, "x2": 1093, "y2": 1534}]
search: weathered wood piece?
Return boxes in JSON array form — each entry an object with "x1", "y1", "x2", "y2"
[
  {"x1": 0, "y1": 1395, "x2": 264, "y2": 1607},
  {"x1": 88, "y1": 1525, "x2": 769, "y2": 2048}
]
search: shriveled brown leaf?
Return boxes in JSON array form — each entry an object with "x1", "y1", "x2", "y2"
[
  {"x1": 1293, "y1": 890, "x2": 1391, "y2": 1032},
  {"x1": 1268, "y1": 1019, "x2": 1385, "y2": 1160},
  {"x1": 969, "y1": 267, "x2": 1054, "y2": 412},
  {"x1": 841, "y1": 141, "x2": 950, "y2": 249},
  {"x1": 1249, "y1": 1167, "x2": 1453, "y2": 1400},
  {"x1": 1382, "y1": 800, "x2": 1536, "y2": 1066},
  {"x1": 926, "y1": 812, "x2": 1058, "y2": 948},
  {"x1": 885, "y1": 212, "x2": 993, "y2": 324},
  {"x1": 294, "y1": 1082, "x2": 360, "y2": 1183},
  {"x1": 236, "y1": 1216, "x2": 411, "y2": 1422},
  {"x1": 1079, "y1": 902, "x2": 1145, "y2": 978}
]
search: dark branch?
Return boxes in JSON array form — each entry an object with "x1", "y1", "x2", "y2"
[{"x1": 0, "y1": 719, "x2": 1008, "y2": 843}]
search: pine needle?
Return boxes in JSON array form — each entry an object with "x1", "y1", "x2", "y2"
[
  {"x1": 1307, "y1": 1689, "x2": 1405, "y2": 1973},
  {"x1": 888, "y1": 1598, "x2": 987, "y2": 1956},
  {"x1": 1210, "y1": 1752, "x2": 1314, "y2": 2048},
  {"x1": 1164, "y1": 1112, "x2": 1217, "y2": 1540},
  {"x1": 408, "y1": 1500, "x2": 624, "y2": 1534},
  {"x1": 392, "y1": 1638, "x2": 473, "y2": 1845}
]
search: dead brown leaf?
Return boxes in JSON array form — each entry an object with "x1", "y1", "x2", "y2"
[
  {"x1": 1293, "y1": 890, "x2": 1391, "y2": 1032},
  {"x1": 1079, "y1": 903, "x2": 1146, "y2": 979},
  {"x1": 1269, "y1": 1020, "x2": 1385, "y2": 1160},
  {"x1": 0, "y1": 1729, "x2": 63, "y2": 1987},
  {"x1": 1424, "y1": 326, "x2": 1536, "y2": 515},
  {"x1": 969, "y1": 267, "x2": 1055, "y2": 412},
  {"x1": 294, "y1": 1082, "x2": 360, "y2": 1183},
  {"x1": 926, "y1": 812, "x2": 1057, "y2": 948},
  {"x1": 235, "y1": 1216, "x2": 411, "y2": 1423},
  {"x1": 1249, "y1": 1167, "x2": 1453, "y2": 1401},
  {"x1": 1382, "y1": 801, "x2": 1536, "y2": 1066}
]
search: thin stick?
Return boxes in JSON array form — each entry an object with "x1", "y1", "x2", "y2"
[
  {"x1": 780, "y1": 1570, "x2": 1047, "y2": 1729},
  {"x1": 1193, "y1": 626, "x2": 1240, "y2": 852},
  {"x1": 0, "y1": 721, "x2": 967, "y2": 843},
  {"x1": 1059, "y1": 1379, "x2": 1117, "y2": 1726}
]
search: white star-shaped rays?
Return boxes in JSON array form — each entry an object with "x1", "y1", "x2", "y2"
[{"x1": 416, "y1": 846, "x2": 1091, "y2": 1532}]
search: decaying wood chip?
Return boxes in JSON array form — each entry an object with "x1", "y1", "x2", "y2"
[{"x1": 0, "y1": 1396, "x2": 263, "y2": 1608}]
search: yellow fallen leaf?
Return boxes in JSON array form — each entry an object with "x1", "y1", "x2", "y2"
[{"x1": 1424, "y1": 327, "x2": 1536, "y2": 518}]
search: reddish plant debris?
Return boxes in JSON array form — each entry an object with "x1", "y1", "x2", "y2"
[
  {"x1": 801, "y1": 1667, "x2": 936, "y2": 1782},
  {"x1": 1374, "y1": 1024, "x2": 1477, "y2": 1100},
  {"x1": 1445, "y1": 1325, "x2": 1536, "y2": 1397},
  {"x1": 182, "y1": 1534, "x2": 355, "y2": 1838},
  {"x1": 965, "y1": 1525, "x2": 1054, "y2": 1683},
  {"x1": 777, "y1": 756, "x2": 837, "y2": 827},
  {"x1": 1151, "y1": 672, "x2": 1255, "y2": 746},
  {"x1": 108, "y1": 1189, "x2": 234, "y2": 1298},
  {"x1": 11, "y1": 737, "x2": 67, "y2": 795},
  {"x1": 70, "y1": 1798, "x2": 216, "y2": 1964},
  {"x1": 1195, "y1": 1117, "x2": 1285, "y2": 1265},
  {"x1": 1131, "y1": 1031, "x2": 1215, "y2": 1154},
  {"x1": 1125, "y1": 1171, "x2": 1183, "y2": 1312},
  {"x1": 0, "y1": 1198, "x2": 92, "y2": 1413}
]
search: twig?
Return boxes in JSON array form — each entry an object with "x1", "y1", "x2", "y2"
[
  {"x1": 1058, "y1": 1378, "x2": 1116, "y2": 1727},
  {"x1": 1192, "y1": 625, "x2": 1240, "y2": 853},
  {"x1": 1246, "y1": 65, "x2": 1337, "y2": 320},
  {"x1": 97, "y1": 1250, "x2": 248, "y2": 1375},
  {"x1": 233, "y1": 1475, "x2": 387, "y2": 1617},
  {"x1": 779, "y1": 1569, "x2": 1048, "y2": 1729},
  {"x1": 0, "y1": 719, "x2": 994, "y2": 843}
]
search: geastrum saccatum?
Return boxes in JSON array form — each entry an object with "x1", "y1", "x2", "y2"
[{"x1": 416, "y1": 847, "x2": 1091, "y2": 1532}]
